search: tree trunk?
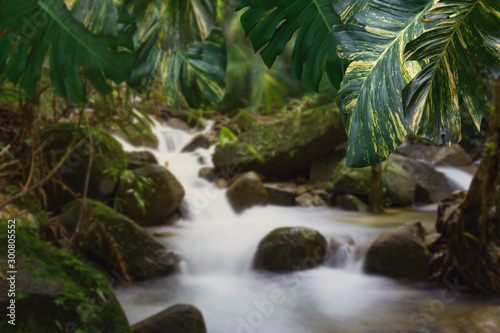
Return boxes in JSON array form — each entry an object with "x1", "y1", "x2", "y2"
[
  {"x1": 430, "y1": 77, "x2": 500, "y2": 295},
  {"x1": 370, "y1": 163, "x2": 384, "y2": 213}
]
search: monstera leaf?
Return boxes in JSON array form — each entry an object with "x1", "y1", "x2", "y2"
[
  {"x1": 0, "y1": 0, "x2": 134, "y2": 103},
  {"x1": 66, "y1": 0, "x2": 124, "y2": 36},
  {"x1": 237, "y1": 0, "x2": 346, "y2": 91},
  {"x1": 159, "y1": 0, "x2": 217, "y2": 53},
  {"x1": 403, "y1": 0, "x2": 500, "y2": 145},
  {"x1": 334, "y1": 0, "x2": 369, "y2": 23},
  {"x1": 162, "y1": 28, "x2": 226, "y2": 109},
  {"x1": 332, "y1": 0, "x2": 435, "y2": 167}
]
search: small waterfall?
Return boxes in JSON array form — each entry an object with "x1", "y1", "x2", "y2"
[{"x1": 436, "y1": 166, "x2": 474, "y2": 191}]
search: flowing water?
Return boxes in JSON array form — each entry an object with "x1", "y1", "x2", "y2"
[{"x1": 114, "y1": 120, "x2": 498, "y2": 333}]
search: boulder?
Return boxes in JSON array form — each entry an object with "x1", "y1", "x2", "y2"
[
  {"x1": 295, "y1": 193, "x2": 326, "y2": 207},
  {"x1": 431, "y1": 145, "x2": 472, "y2": 167},
  {"x1": 393, "y1": 144, "x2": 441, "y2": 161},
  {"x1": 364, "y1": 222, "x2": 432, "y2": 280},
  {"x1": 264, "y1": 183, "x2": 297, "y2": 206},
  {"x1": 309, "y1": 149, "x2": 345, "y2": 185},
  {"x1": 181, "y1": 134, "x2": 212, "y2": 152},
  {"x1": 213, "y1": 107, "x2": 347, "y2": 178},
  {"x1": 226, "y1": 172, "x2": 268, "y2": 213},
  {"x1": 161, "y1": 108, "x2": 204, "y2": 129},
  {"x1": 227, "y1": 110, "x2": 257, "y2": 134},
  {"x1": 116, "y1": 165, "x2": 185, "y2": 226},
  {"x1": 42, "y1": 123, "x2": 127, "y2": 212},
  {"x1": 167, "y1": 118, "x2": 191, "y2": 131},
  {"x1": 335, "y1": 194, "x2": 369, "y2": 212},
  {"x1": 126, "y1": 151, "x2": 159, "y2": 170},
  {"x1": 390, "y1": 154, "x2": 453, "y2": 203},
  {"x1": 332, "y1": 158, "x2": 416, "y2": 207},
  {"x1": 131, "y1": 304, "x2": 207, "y2": 333},
  {"x1": 198, "y1": 167, "x2": 218, "y2": 182},
  {"x1": 61, "y1": 200, "x2": 180, "y2": 279},
  {"x1": 254, "y1": 227, "x2": 327, "y2": 272},
  {"x1": 0, "y1": 227, "x2": 130, "y2": 333}
]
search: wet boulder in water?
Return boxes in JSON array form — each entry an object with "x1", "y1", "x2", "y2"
[
  {"x1": 181, "y1": 134, "x2": 212, "y2": 152},
  {"x1": 295, "y1": 192, "x2": 326, "y2": 207},
  {"x1": 335, "y1": 194, "x2": 369, "y2": 212},
  {"x1": 61, "y1": 199, "x2": 180, "y2": 280},
  {"x1": 364, "y1": 221, "x2": 432, "y2": 280},
  {"x1": 255, "y1": 227, "x2": 327, "y2": 272},
  {"x1": 226, "y1": 172, "x2": 268, "y2": 213},
  {"x1": 264, "y1": 183, "x2": 297, "y2": 206},
  {"x1": 332, "y1": 158, "x2": 415, "y2": 207},
  {"x1": 126, "y1": 151, "x2": 159, "y2": 169},
  {"x1": 131, "y1": 304, "x2": 207, "y2": 333},
  {"x1": 116, "y1": 164, "x2": 185, "y2": 226}
]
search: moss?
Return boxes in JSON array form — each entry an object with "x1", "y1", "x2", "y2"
[{"x1": 0, "y1": 224, "x2": 130, "y2": 333}]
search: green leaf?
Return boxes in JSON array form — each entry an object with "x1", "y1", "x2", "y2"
[
  {"x1": 237, "y1": 0, "x2": 346, "y2": 91},
  {"x1": 128, "y1": 28, "x2": 163, "y2": 92},
  {"x1": 332, "y1": 0, "x2": 435, "y2": 167},
  {"x1": 66, "y1": 0, "x2": 124, "y2": 37},
  {"x1": 162, "y1": 28, "x2": 227, "y2": 109},
  {"x1": 334, "y1": 0, "x2": 369, "y2": 23},
  {"x1": 159, "y1": 0, "x2": 217, "y2": 53},
  {"x1": 0, "y1": 0, "x2": 134, "y2": 103},
  {"x1": 403, "y1": 0, "x2": 500, "y2": 145}
]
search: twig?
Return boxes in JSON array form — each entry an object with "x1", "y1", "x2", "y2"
[{"x1": 67, "y1": 119, "x2": 93, "y2": 249}]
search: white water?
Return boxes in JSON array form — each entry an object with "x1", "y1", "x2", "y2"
[
  {"x1": 114, "y1": 120, "x2": 497, "y2": 332},
  {"x1": 436, "y1": 167, "x2": 474, "y2": 192}
]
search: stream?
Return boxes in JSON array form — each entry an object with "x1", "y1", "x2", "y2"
[{"x1": 114, "y1": 120, "x2": 499, "y2": 333}]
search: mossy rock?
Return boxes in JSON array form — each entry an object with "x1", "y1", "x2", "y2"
[
  {"x1": 61, "y1": 199, "x2": 180, "y2": 279},
  {"x1": 364, "y1": 222, "x2": 432, "y2": 280},
  {"x1": 42, "y1": 122, "x2": 127, "y2": 212},
  {"x1": 254, "y1": 227, "x2": 327, "y2": 272},
  {"x1": 126, "y1": 151, "x2": 159, "y2": 170},
  {"x1": 227, "y1": 110, "x2": 257, "y2": 134},
  {"x1": 0, "y1": 227, "x2": 130, "y2": 333},
  {"x1": 213, "y1": 106, "x2": 346, "y2": 178},
  {"x1": 116, "y1": 165, "x2": 185, "y2": 226},
  {"x1": 226, "y1": 172, "x2": 268, "y2": 213},
  {"x1": 332, "y1": 158, "x2": 416, "y2": 207}
]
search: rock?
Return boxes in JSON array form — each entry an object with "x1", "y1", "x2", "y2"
[
  {"x1": 264, "y1": 183, "x2": 297, "y2": 206},
  {"x1": 198, "y1": 167, "x2": 218, "y2": 182},
  {"x1": 113, "y1": 124, "x2": 159, "y2": 149},
  {"x1": 131, "y1": 304, "x2": 207, "y2": 333},
  {"x1": 61, "y1": 200, "x2": 180, "y2": 279},
  {"x1": 0, "y1": 227, "x2": 130, "y2": 333},
  {"x1": 364, "y1": 222, "x2": 432, "y2": 280},
  {"x1": 390, "y1": 154, "x2": 453, "y2": 203},
  {"x1": 425, "y1": 233, "x2": 440, "y2": 248},
  {"x1": 228, "y1": 110, "x2": 257, "y2": 134},
  {"x1": 213, "y1": 107, "x2": 347, "y2": 178},
  {"x1": 332, "y1": 158, "x2": 416, "y2": 207},
  {"x1": 309, "y1": 150, "x2": 346, "y2": 184},
  {"x1": 296, "y1": 185, "x2": 313, "y2": 196},
  {"x1": 295, "y1": 193, "x2": 326, "y2": 207},
  {"x1": 311, "y1": 189, "x2": 329, "y2": 202},
  {"x1": 181, "y1": 134, "x2": 212, "y2": 152},
  {"x1": 226, "y1": 172, "x2": 268, "y2": 213},
  {"x1": 393, "y1": 144, "x2": 441, "y2": 161},
  {"x1": 254, "y1": 227, "x2": 327, "y2": 272},
  {"x1": 431, "y1": 145, "x2": 472, "y2": 167},
  {"x1": 116, "y1": 165, "x2": 185, "y2": 226},
  {"x1": 126, "y1": 151, "x2": 159, "y2": 169},
  {"x1": 41, "y1": 123, "x2": 127, "y2": 212},
  {"x1": 161, "y1": 108, "x2": 204, "y2": 129},
  {"x1": 335, "y1": 194, "x2": 369, "y2": 212},
  {"x1": 215, "y1": 178, "x2": 228, "y2": 189},
  {"x1": 167, "y1": 118, "x2": 191, "y2": 131}
]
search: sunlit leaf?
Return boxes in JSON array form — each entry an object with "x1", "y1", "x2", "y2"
[{"x1": 66, "y1": 0, "x2": 124, "y2": 36}]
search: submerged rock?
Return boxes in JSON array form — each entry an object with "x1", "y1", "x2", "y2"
[
  {"x1": 335, "y1": 194, "x2": 369, "y2": 212},
  {"x1": 364, "y1": 222, "x2": 432, "y2": 280},
  {"x1": 61, "y1": 200, "x2": 180, "y2": 279},
  {"x1": 213, "y1": 107, "x2": 346, "y2": 178},
  {"x1": 255, "y1": 227, "x2": 327, "y2": 272},
  {"x1": 116, "y1": 164, "x2": 185, "y2": 226},
  {"x1": 226, "y1": 172, "x2": 268, "y2": 213},
  {"x1": 131, "y1": 304, "x2": 207, "y2": 333},
  {"x1": 0, "y1": 227, "x2": 130, "y2": 333},
  {"x1": 41, "y1": 122, "x2": 127, "y2": 212},
  {"x1": 126, "y1": 151, "x2": 159, "y2": 170},
  {"x1": 264, "y1": 183, "x2": 297, "y2": 206},
  {"x1": 332, "y1": 158, "x2": 416, "y2": 207}
]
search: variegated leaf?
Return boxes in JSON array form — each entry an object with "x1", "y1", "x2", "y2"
[
  {"x1": 237, "y1": 0, "x2": 347, "y2": 91},
  {"x1": 66, "y1": 0, "x2": 124, "y2": 37},
  {"x1": 334, "y1": 0, "x2": 369, "y2": 23},
  {"x1": 332, "y1": 0, "x2": 435, "y2": 167},
  {"x1": 159, "y1": 0, "x2": 217, "y2": 54},
  {"x1": 403, "y1": 0, "x2": 499, "y2": 146},
  {"x1": 163, "y1": 28, "x2": 227, "y2": 109}
]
